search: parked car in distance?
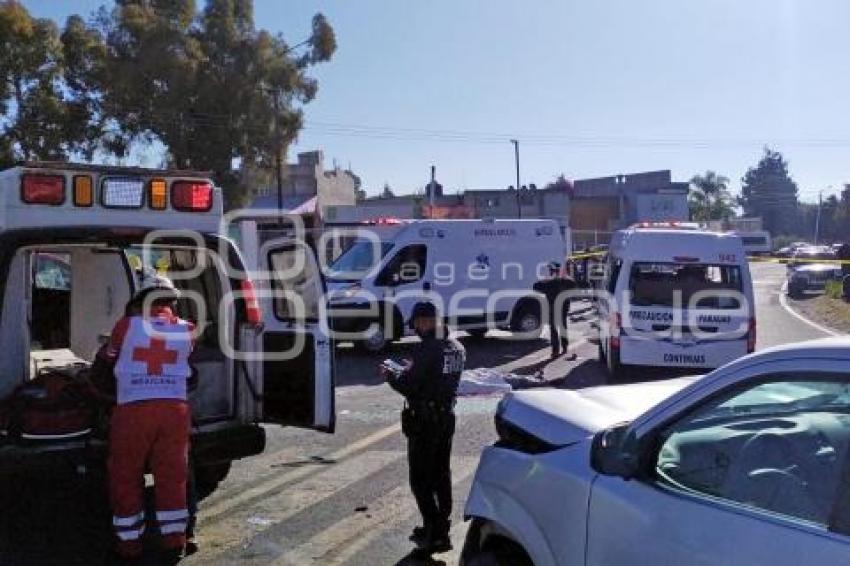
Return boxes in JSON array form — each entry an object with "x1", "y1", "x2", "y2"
[
  {"x1": 786, "y1": 246, "x2": 841, "y2": 298},
  {"x1": 776, "y1": 241, "x2": 811, "y2": 262},
  {"x1": 462, "y1": 337, "x2": 850, "y2": 566}
]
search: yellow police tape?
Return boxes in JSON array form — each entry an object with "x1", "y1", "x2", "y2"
[{"x1": 566, "y1": 251, "x2": 850, "y2": 265}]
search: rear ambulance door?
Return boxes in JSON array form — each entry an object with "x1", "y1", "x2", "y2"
[{"x1": 258, "y1": 237, "x2": 334, "y2": 432}]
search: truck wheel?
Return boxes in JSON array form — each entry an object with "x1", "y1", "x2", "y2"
[
  {"x1": 359, "y1": 322, "x2": 389, "y2": 353},
  {"x1": 194, "y1": 462, "x2": 232, "y2": 501},
  {"x1": 788, "y1": 283, "x2": 804, "y2": 299},
  {"x1": 510, "y1": 302, "x2": 542, "y2": 337},
  {"x1": 460, "y1": 519, "x2": 534, "y2": 566}
]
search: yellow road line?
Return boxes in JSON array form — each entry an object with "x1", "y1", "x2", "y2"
[
  {"x1": 271, "y1": 456, "x2": 480, "y2": 566},
  {"x1": 199, "y1": 422, "x2": 402, "y2": 523}
]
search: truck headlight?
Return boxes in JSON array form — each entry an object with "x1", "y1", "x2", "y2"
[{"x1": 330, "y1": 283, "x2": 361, "y2": 301}]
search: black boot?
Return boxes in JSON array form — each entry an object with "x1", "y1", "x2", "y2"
[
  {"x1": 409, "y1": 524, "x2": 430, "y2": 545},
  {"x1": 427, "y1": 520, "x2": 452, "y2": 553}
]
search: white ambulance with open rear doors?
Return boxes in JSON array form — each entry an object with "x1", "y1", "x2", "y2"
[
  {"x1": 0, "y1": 162, "x2": 333, "y2": 496},
  {"x1": 597, "y1": 223, "x2": 755, "y2": 381}
]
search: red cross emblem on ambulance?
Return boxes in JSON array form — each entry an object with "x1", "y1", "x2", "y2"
[{"x1": 132, "y1": 338, "x2": 178, "y2": 376}]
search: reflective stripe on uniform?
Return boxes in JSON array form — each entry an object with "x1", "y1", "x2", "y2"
[
  {"x1": 113, "y1": 511, "x2": 145, "y2": 527},
  {"x1": 115, "y1": 525, "x2": 146, "y2": 541},
  {"x1": 159, "y1": 522, "x2": 187, "y2": 535},
  {"x1": 156, "y1": 509, "x2": 189, "y2": 522}
]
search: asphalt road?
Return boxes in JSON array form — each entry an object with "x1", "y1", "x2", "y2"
[
  {"x1": 0, "y1": 262, "x2": 832, "y2": 565},
  {"x1": 185, "y1": 261, "x2": 830, "y2": 566}
]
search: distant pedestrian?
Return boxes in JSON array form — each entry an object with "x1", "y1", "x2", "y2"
[
  {"x1": 381, "y1": 302, "x2": 466, "y2": 554},
  {"x1": 534, "y1": 262, "x2": 578, "y2": 359}
]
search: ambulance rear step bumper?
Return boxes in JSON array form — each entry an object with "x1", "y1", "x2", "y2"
[{"x1": 0, "y1": 424, "x2": 266, "y2": 475}]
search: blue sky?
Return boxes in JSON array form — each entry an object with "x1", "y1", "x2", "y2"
[{"x1": 24, "y1": 0, "x2": 850, "y2": 201}]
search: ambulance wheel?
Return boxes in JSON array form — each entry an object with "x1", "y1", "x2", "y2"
[
  {"x1": 195, "y1": 462, "x2": 231, "y2": 501},
  {"x1": 467, "y1": 328, "x2": 488, "y2": 340},
  {"x1": 606, "y1": 344, "x2": 627, "y2": 383},
  {"x1": 510, "y1": 302, "x2": 542, "y2": 337},
  {"x1": 360, "y1": 322, "x2": 389, "y2": 353}
]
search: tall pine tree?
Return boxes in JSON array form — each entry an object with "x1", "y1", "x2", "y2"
[{"x1": 739, "y1": 148, "x2": 799, "y2": 235}]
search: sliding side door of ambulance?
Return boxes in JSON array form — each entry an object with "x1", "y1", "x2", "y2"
[{"x1": 257, "y1": 236, "x2": 334, "y2": 432}]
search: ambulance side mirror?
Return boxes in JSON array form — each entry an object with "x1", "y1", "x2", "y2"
[{"x1": 422, "y1": 281, "x2": 432, "y2": 292}]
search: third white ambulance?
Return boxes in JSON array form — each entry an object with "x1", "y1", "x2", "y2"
[{"x1": 597, "y1": 223, "x2": 755, "y2": 380}]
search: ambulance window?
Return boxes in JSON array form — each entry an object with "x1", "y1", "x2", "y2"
[
  {"x1": 170, "y1": 250, "x2": 222, "y2": 338},
  {"x1": 33, "y1": 253, "x2": 71, "y2": 291},
  {"x1": 629, "y1": 262, "x2": 743, "y2": 309},
  {"x1": 327, "y1": 240, "x2": 394, "y2": 281},
  {"x1": 606, "y1": 258, "x2": 622, "y2": 294},
  {"x1": 376, "y1": 244, "x2": 427, "y2": 286},
  {"x1": 270, "y1": 245, "x2": 321, "y2": 321},
  {"x1": 31, "y1": 252, "x2": 72, "y2": 349}
]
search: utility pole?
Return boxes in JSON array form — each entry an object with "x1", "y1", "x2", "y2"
[
  {"x1": 429, "y1": 165, "x2": 436, "y2": 209},
  {"x1": 814, "y1": 190, "x2": 823, "y2": 246},
  {"x1": 272, "y1": 95, "x2": 284, "y2": 222},
  {"x1": 510, "y1": 139, "x2": 521, "y2": 218}
]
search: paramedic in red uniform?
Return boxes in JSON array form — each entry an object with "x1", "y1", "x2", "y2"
[{"x1": 103, "y1": 274, "x2": 195, "y2": 560}]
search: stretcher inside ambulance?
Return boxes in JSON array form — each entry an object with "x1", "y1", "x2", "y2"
[{"x1": 0, "y1": 163, "x2": 334, "y2": 494}]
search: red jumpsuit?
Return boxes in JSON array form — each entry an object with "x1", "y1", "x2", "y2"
[{"x1": 104, "y1": 306, "x2": 195, "y2": 557}]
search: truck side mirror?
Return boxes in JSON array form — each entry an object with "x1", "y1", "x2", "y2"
[{"x1": 590, "y1": 423, "x2": 640, "y2": 479}]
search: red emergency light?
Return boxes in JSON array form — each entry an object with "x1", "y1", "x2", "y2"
[
  {"x1": 172, "y1": 181, "x2": 213, "y2": 212},
  {"x1": 362, "y1": 217, "x2": 403, "y2": 225},
  {"x1": 21, "y1": 174, "x2": 65, "y2": 205}
]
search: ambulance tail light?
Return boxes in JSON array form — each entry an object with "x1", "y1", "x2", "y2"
[
  {"x1": 747, "y1": 317, "x2": 756, "y2": 353},
  {"x1": 240, "y1": 279, "x2": 263, "y2": 327},
  {"x1": 21, "y1": 174, "x2": 65, "y2": 205},
  {"x1": 149, "y1": 179, "x2": 167, "y2": 210},
  {"x1": 102, "y1": 177, "x2": 144, "y2": 208},
  {"x1": 172, "y1": 181, "x2": 213, "y2": 212},
  {"x1": 610, "y1": 312, "x2": 622, "y2": 349},
  {"x1": 73, "y1": 175, "x2": 93, "y2": 207}
]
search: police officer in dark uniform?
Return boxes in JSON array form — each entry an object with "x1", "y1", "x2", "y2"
[
  {"x1": 382, "y1": 301, "x2": 466, "y2": 553},
  {"x1": 534, "y1": 262, "x2": 578, "y2": 359}
]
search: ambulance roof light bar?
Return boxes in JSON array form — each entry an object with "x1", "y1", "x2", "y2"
[
  {"x1": 361, "y1": 217, "x2": 405, "y2": 225},
  {"x1": 630, "y1": 221, "x2": 701, "y2": 230},
  {"x1": 16, "y1": 164, "x2": 216, "y2": 213}
]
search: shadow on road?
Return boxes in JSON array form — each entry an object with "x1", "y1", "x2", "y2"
[{"x1": 394, "y1": 547, "x2": 448, "y2": 565}]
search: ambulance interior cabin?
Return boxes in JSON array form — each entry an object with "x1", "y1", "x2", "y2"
[{"x1": 0, "y1": 240, "x2": 236, "y2": 425}]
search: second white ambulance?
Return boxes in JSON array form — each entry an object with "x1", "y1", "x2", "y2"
[{"x1": 597, "y1": 223, "x2": 755, "y2": 380}]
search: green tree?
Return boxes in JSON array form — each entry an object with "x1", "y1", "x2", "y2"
[
  {"x1": 739, "y1": 147, "x2": 799, "y2": 234},
  {"x1": 380, "y1": 182, "x2": 394, "y2": 198},
  {"x1": 543, "y1": 173, "x2": 573, "y2": 193},
  {"x1": 0, "y1": 1, "x2": 104, "y2": 167},
  {"x1": 689, "y1": 170, "x2": 735, "y2": 221},
  {"x1": 93, "y1": 0, "x2": 336, "y2": 208}
]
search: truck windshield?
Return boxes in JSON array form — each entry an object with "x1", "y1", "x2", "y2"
[
  {"x1": 629, "y1": 262, "x2": 743, "y2": 309},
  {"x1": 327, "y1": 240, "x2": 393, "y2": 281}
]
